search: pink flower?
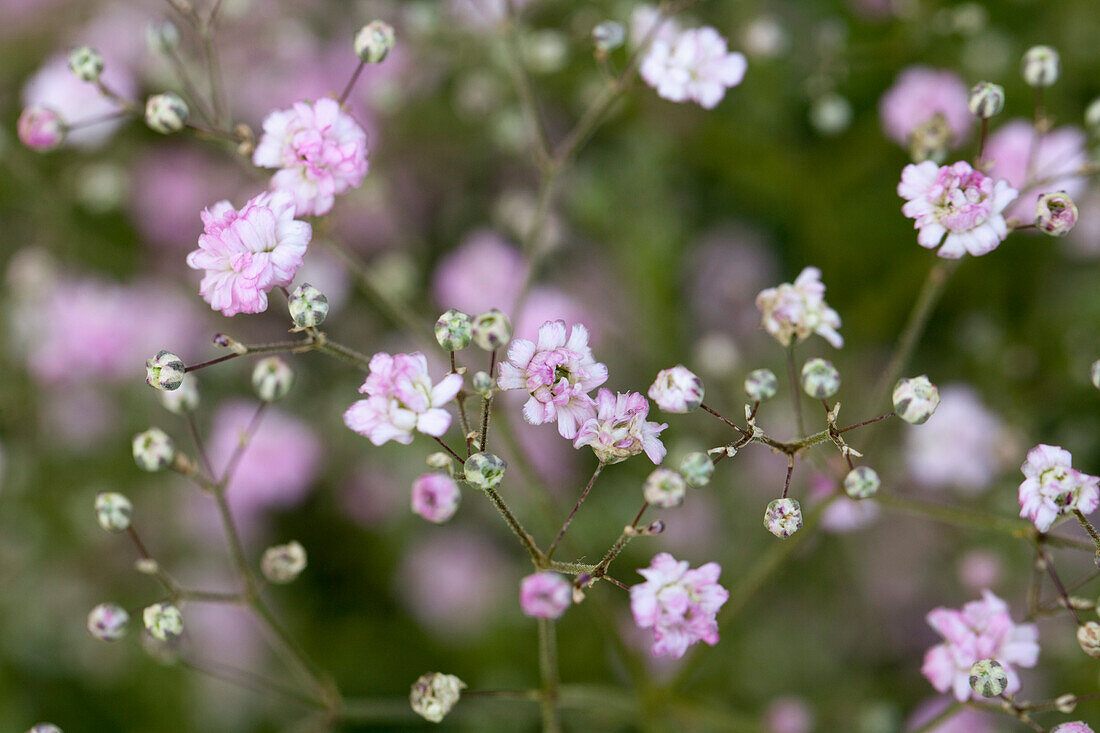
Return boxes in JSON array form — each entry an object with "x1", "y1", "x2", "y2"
[
  {"x1": 253, "y1": 97, "x2": 369, "y2": 217},
  {"x1": 630, "y1": 552, "x2": 728, "y2": 658},
  {"x1": 984, "y1": 120, "x2": 1089, "y2": 221},
  {"x1": 755, "y1": 266, "x2": 843, "y2": 348},
  {"x1": 898, "y1": 161, "x2": 1017, "y2": 258},
  {"x1": 17, "y1": 105, "x2": 64, "y2": 151},
  {"x1": 497, "y1": 320, "x2": 608, "y2": 439},
  {"x1": 343, "y1": 352, "x2": 463, "y2": 445},
  {"x1": 904, "y1": 697, "x2": 998, "y2": 732},
  {"x1": 574, "y1": 389, "x2": 667, "y2": 465},
  {"x1": 22, "y1": 53, "x2": 135, "y2": 148},
  {"x1": 411, "y1": 473, "x2": 461, "y2": 524},
  {"x1": 1018, "y1": 444, "x2": 1100, "y2": 533},
  {"x1": 763, "y1": 697, "x2": 813, "y2": 733},
  {"x1": 186, "y1": 190, "x2": 312, "y2": 316},
  {"x1": 629, "y1": 5, "x2": 681, "y2": 49},
  {"x1": 648, "y1": 365, "x2": 704, "y2": 413},
  {"x1": 640, "y1": 26, "x2": 747, "y2": 109},
  {"x1": 921, "y1": 590, "x2": 1039, "y2": 702},
  {"x1": 879, "y1": 67, "x2": 971, "y2": 147},
  {"x1": 905, "y1": 385, "x2": 1008, "y2": 493},
  {"x1": 519, "y1": 572, "x2": 571, "y2": 620},
  {"x1": 1051, "y1": 724, "x2": 1095, "y2": 733}
]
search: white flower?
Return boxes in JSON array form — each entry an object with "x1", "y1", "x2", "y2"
[{"x1": 640, "y1": 27, "x2": 747, "y2": 109}]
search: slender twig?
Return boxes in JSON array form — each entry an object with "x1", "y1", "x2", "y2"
[
  {"x1": 432, "y1": 436, "x2": 466, "y2": 464},
  {"x1": 786, "y1": 344, "x2": 805, "y2": 438},
  {"x1": 338, "y1": 61, "x2": 366, "y2": 105},
  {"x1": 478, "y1": 350, "x2": 497, "y2": 450},
  {"x1": 837, "y1": 412, "x2": 894, "y2": 433},
  {"x1": 483, "y1": 486, "x2": 543, "y2": 565},
  {"x1": 184, "y1": 412, "x2": 214, "y2": 479},
  {"x1": 1035, "y1": 544, "x2": 1082, "y2": 625},
  {"x1": 547, "y1": 462, "x2": 605, "y2": 560},
  {"x1": 537, "y1": 619, "x2": 562, "y2": 733},
  {"x1": 699, "y1": 403, "x2": 752, "y2": 437},
  {"x1": 178, "y1": 657, "x2": 326, "y2": 710},
  {"x1": 780, "y1": 455, "x2": 794, "y2": 499}
]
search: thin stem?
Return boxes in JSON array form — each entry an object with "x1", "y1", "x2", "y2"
[
  {"x1": 837, "y1": 412, "x2": 894, "y2": 433},
  {"x1": 164, "y1": 46, "x2": 216, "y2": 125},
  {"x1": 432, "y1": 436, "x2": 466, "y2": 464},
  {"x1": 537, "y1": 619, "x2": 561, "y2": 733},
  {"x1": 699, "y1": 403, "x2": 751, "y2": 437},
  {"x1": 338, "y1": 61, "x2": 366, "y2": 105},
  {"x1": 67, "y1": 109, "x2": 133, "y2": 131},
  {"x1": 218, "y1": 403, "x2": 268, "y2": 488},
  {"x1": 1036, "y1": 545, "x2": 1082, "y2": 625},
  {"x1": 1073, "y1": 509, "x2": 1100, "y2": 552},
  {"x1": 909, "y1": 702, "x2": 962, "y2": 733},
  {"x1": 483, "y1": 486, "x2": 543, "y2": 565},
  {"x1": 184, "y1": 412, "x2": 214, "y2": 479},
  {"x1": 478, "y1": 350, "x2": 497, "y2": 450},
  {"x1": 780, "y1": 455, "x2": 794, "y2": 499},
  {"x1": 502, "y1": 3, "x2": 552, "y2": 167},
  {"x1": 185, "y1": 339, "x2": 308, "y2": 372},
  {"x1": 786, "y1": 344, "x2": 805, "y2": 438},
  {"x1": 547, "y1": 462, "x2": 604, "y2": 560},
  {"x1": 975, "y1": 117, "x2": 989, "y2": 165},
  {"x1": 178, "y1": 657, "x2": 326, "y2": 710},
  {"x1": 198, "y1": 20, "x2": 227, "y2": 128},
  {"x1": 315, "y1": 337, "x2": 372, "y2": 371},
  {"x1": 593, "y1": 502, "x2": 649, "y2": 578}
]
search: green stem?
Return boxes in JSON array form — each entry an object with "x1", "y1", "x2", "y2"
[
  {"x1": 547, "y1": 462, "x2": 605, "y2": 560},
  {"x1": 786, "y1": 344, "x2": 805, "y2": 438},
  {"x1": 537, "y1": 619, "x2": 561, "y2": 733},
  {"x1": 483, "y1": 486, "x2": 543, "y2": 565}
]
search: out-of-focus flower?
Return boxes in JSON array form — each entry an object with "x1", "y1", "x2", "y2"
[
  {"x1": 260, "y1": 541, "x2": 307, "y2": 584},
  {"x1": 1022, "y1": 45, "x2": 1059, "y2": 87},
  {"x1": 1018, "y1": 444, "x2": 1099, "y2": 533},
  {"x1": 143, "y1": 602, "x2": 184, "y2": 641},
  {"x1": 410, "y1": 672, "x2": 465, "y2": 723},
  {"x1": 643, "y1": 468, "x2": 687, "y2": 508},
  {"x1": 87, "y1": 602, "x2": 129, "y2": 641},
  {"x1": 984, "y1": 120, "x2": 1088, "y2": 221},
  {"x1": 519, "y1": 572, "x2": 571, "y2": 619},
  {"x1": 755, "y1": 266, "x2": 843, "y2": 348},
  {"x1": 132, "y1": 428, "x2": 174, "y2": 472},
  {"x1": 354, "y1": 21, "x2": 396, "y2": 64},
  {"x1": 640, "y1": 27, "x2": 746, "y2": 109},
  {"x1": 630, "y1": 552, "x2": 728, "y2": 658},
  {"x1": 763, "y1": 697, "x2": 813, "y2": 733},
  {"x1": 22, "y1": 53, "x2": 134, "y2": 148},
  {"x1": 1078, "y1": 622, "x2": 1100, "y2": 658},
  {"x1": 968, "y1": 82, "x2": 1004, "y2": 119},
  {"x1": 904, "y1": 696, "x2": 998, "y2": 732},
  {"x1": 844, "y1": 466, "x2": 880, "y2": 499},
  {"x1": 574, "y1": 389, "x2": 667, "y2": 465},
  {"x1": 679, "y1": 452, "x2": 714, "y2": 488},
  {"x1": 648, "y1": 365, "x2": 704, "y2": 413},
  {"x1": 94, "y1": 492, "x2": 132, "y2": 532},
  {"x1": 745, "y1": 368, "x2": 779, "y2": 401},
  {"x1": 411, "y1": 473, "x2": 461, "y2": 523},
  {"x1": 906, "y1": 385, "x2": 1009, "y2": 493},
  {"x1": 17, "y1": 105, "x2": 65, "y2": 151},
  {"x1": 880, "y1": 67, "x2": 971, "y2": 147}
]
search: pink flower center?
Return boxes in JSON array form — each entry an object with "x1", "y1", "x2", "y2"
[{"x1": 931, "y1": 166, "x2": 994, "y2": 232}]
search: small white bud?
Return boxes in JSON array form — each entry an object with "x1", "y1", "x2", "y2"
[
  {"x1": 472, "y1": 370, "x2": 493, "y2": 397},
  {"x1": 764, "y1": 498, "x2": 802, "y2": 539},
  {"x1": 27, "y1": 724, "x2": 63, "y2": 733},
  {"x1": 288, "y1": 283, "x2": 329, "y2": 328},
  {"x1": 592, "y1": 21, "x2": 625, "y2": 52},
  {"x1": 471, "y1": 309, "x2": 512, "y2": 351},
  {"x1": 252, "y1": 356, "x2": 294, "y2": 402},
  {"x1": 744, "y1": 368, "x2": 778, "y2": 401},
  {"x1": 132, "y1": 428, "x2": 175, "y2": 472},
  {"x1": 843, "y1": 466, "x2": 881, "y2": 499},
  {"x1": 354, "y1": 20, "x2": 396, "y2": 64},
  {"x1": 968, "y1": 658, "x2": 1008, "y2": 697},
  {"x1": 968, "y1": 81, "x2": 1005, "y2": 118},
  {"x1": 643, "y1": 468, "x2": 687, "y2": 508},
  {"x1": 160, "y1": 374, "x2": 199, "y2": 414},
  {"x1": 426, "y1": 452, "x2": 454, "y2": 470},
  {"x1": 1054, "y1": 694, "x2": 1078, "y2": 714},
  {"x1": 679, "y1": 452, "x2": 715, "y2": 488},
  {"x1": 135, "y1": 558, "x2": 159, "y2": 575},
  {"x1": 435, "y1": 308, "x2": 472, "y2": 351},
  {"x1": 145, "y1": 92, "x2": 189, "y2": 134},
  {"x1": 1077, "y1": 621, "x2": 1100, "y2": 658},
  {"x1": 87, "y1": 602, "x2": 129, "y2": 641},
  {"x1": 68, "y1": 46, "x2": 104, "y2": 82},
  {"x1": 95, "y1": 492, "x2": 132, "y2": 532},
  {"x1": 892, "y1": 375, "x2": 940, "y2": 424},
  {"x1": 463, "y1": 451, "x2": 506, "y2": 490},
  {"x1": 142, "y1": 602, "x2": 183, "y2": 641},
  {"x1": 1022, "y1": 45, "x2": 1060, "y2": 87},
  {"x1": 145, "y1": 20, "x2": 180, "y2": 54},
  {"x1": 145, "y1": 350, "x2": 185, "y2": 391},
  {"x1": 410, "y1": 672, "x2": 466, "y2": 723},
  {"x1": 801, "y1": 358, "x2": 840, "y2": 399},
  {"x1": 261, "y1": 541, "x2": 308, "y2": 584}
]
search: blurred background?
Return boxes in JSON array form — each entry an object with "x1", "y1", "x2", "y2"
[{"x1": 2, "y1": 0, "x2": 1100, "y2": 730}]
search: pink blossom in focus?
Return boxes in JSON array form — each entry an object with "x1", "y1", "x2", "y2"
[
  {"x1": 920, "y1": 590, "x2": 1039, "y2": 702},
  {"x1": 1018, "y1": 444, "x2": 1100, "y2": 533},
  {"x1": 755, "y1": 266, "x2": 843, "y2": 348},
  {"x1": 984, "y1": 119, "x2": 1088, "y2": 221},
  {"x1": 411, "y1": 473, "x2": 461, "y2": 524},
  {"x1": 343, "y1": 352, "x2": 463, "y2": 445},
  {"x1": 648, "y1": 365, "x2": 704, "y2": 413},
  {"x1": 880, "y1": 67, "x2": 971, "y2": 147},
  {"x1": 17, "y1": 105, "x2": 64, "y2": 151},
  {"x1": 253, "y1": 98, "x2": 369, "y2": 217},
  {"x1": 519, "y1": 572, "x2": 571, "y2": 619},
  {"x1": 574, "y1": 389, "x2": 668, "y2": 464},
  {"x1": 22, "y1": 53, "x2": 135, "y2": 148},
  {"x1": 630, "y1": 552, "x2": 728, "y2": 658},
  {"x1": 186, "y1": 190, "x2": 312, "y2": 316},
  {"x1": 640, "y1": 27, "x2": 747, "y2": 109},
  {"x1": 898, "y1": 161, "x2": 1017, "y2": 258}
]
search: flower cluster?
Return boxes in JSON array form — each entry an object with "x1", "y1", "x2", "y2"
[
  {"x1": 630, "y1": 553, "x2": 728, "y2": 658},
  {"x1": 573, "y1": 389, "x2": 667, "y2": 465},
  {"x1": 640, "y1": 26, "x2": 747, "y2": 109},
  {"x1": 1018, "y1": 444, "x2": 1100, "y2": 533},
  {"x1": 755, "y1": 266, "x2": 843, "y2": 349}
]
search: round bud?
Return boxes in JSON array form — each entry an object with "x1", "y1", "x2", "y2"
[
  {"x1": 87, "y1": 602, "x2": 129, "y2": 641},
  {"x1": 145, "y1": 20, "x2": 180, "y2": 54},
  {"x1": 645, "y1": 519, "x2": 666, "y2": 535},
  {"x1": 95, "y1": 492, "x2": 132, "y2": 532},
  {"x1": 410, "y1": 672, "x2": 466, "y2": 723},
  {"x1": 967, "y1": 81, "x2": 1004, "y2": 119},
  {"x1": 354, "y1": 20, "x2": 396, "y2": 64},
  {"x1": 1035, "y1": 190, "x2": 1078, "y2": 236},
  {"x1": 648, "y1": 365, "x2": 704, "y2": 413},
  {"x1": 843, "y1": 466, "x2": 881, "y2": 499},
  {"x1": 252, "y1": 356, "x2": 294, "y2": 402},
  {"x1": 261, "y1": 541, "x2": 308, "y2": 584},
  {"x1": 1077, "y1": 621, "x2": 1100, "y2": 657},
  {"x1": 68, "y1": 46, "x2": 104, "y2": 82},
  {"x1": 18, "y1": 105, "x2": 66, "y2": 152},
  {"x1": 146, "y1": 350, "x2": 185, "y2": 391},
  {"x1": 968, "y1": 658, "x2": 1008, "y2": 697},
  {"x1": 27, "y1": 725, "x2": 63, "y2": 733},
  {"x1": 764, "y1": 498, "x2": 802, "y2": 539},
  {"x1": 472, "y1": 370, "x2": 493, "y2": 397},
  {"x1": 1091, "y1": 360, "x2": 1100, "y2": 390},
  {"x1": 135, "y1": 558, "x2": 159, "y2": 575},
  {"x1": 800, "y1": 358, "x2": 840, "y2": 399},
  {"x1": 145, "y1": 92, "x2": 189, "y2": 134},
  {"x1": 1022, "y1": 45, "x2": 1060, "y2": 87},
  {"x1": 1054, "y1": 694, "x2": 1078, "y2": 714},
  {"x1": 142, "y1": 602, "x2": 183, "y2": 641},
  {"x1": 679, "y1": 452, "x2": 715, "y2": 488},
  {"x1": 471, "y1": 309, "x2": 512, "y2": 351},
  {"x1": 160, "y1": 374, "x2": 199, "y2": 414},
  {"x1": 434, "y1": 308, "x2": 473, "y2": 351},
  {"x1": 288, "y1": 283, "x2": 329, "y2": 328},
  {"x1": 592, "y1": 21, "x2": 625, "y2": 52},
  {"x1": 643, "y1": 468, "x2": 687, "y2": 509},
  {"x1": 463, "y1": 451, "x2": 506, "y2": 490},
  {"x1": 892, "y1": 375, "x2": 940, "y2": 425},
  {"x1": 426, "y1": 452, "x2": 454, "y2": 470},
  {"x1": 744, "y1": 368, "x2": 779, "y2": 402},
  {"x1": 132, "y1": 428, "x2": 175, "y2": 472}
]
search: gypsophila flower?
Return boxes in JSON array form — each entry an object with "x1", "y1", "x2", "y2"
[
  {"x1": 764, "y1": 498, "x2": 802, "y2": 539},
  {"x1": 343, "y1": 352, "x2": 463, "y2": 446},
  {"x1": 745, "y1": 368, "x2": 778, "y2": 401},
  {"x1": 144, "y1": 92, "x2": 188, "y2": 134},
  {"x1": 574, "y1": 389, "x2": 667, "y2": 465},
  {"x1": 1078, "y1": 622, "x2": 1100, "y2": 658},
  {"x1": 252, "y1": 357, "x2": 294, "y2": 402},
  {"x1": 145, "y1": 350, "x2": 185, "y2": 391},
  {"x1": 288, "y1": 283, "x2": 328, "y2": 328},
  {"x1": 67, "y1": 46, "x2": 103, "y2": 82},
  {"x1": 1018, "y1": 444, "x2": 1100, "y2": 533},
  {"x1": 1052, "y1": 723, "x2": 1096, "y2": 733},
  {"x1": 434, "y1": 309, "x2": 473, "y2": 351},
  {"x1": 592, "y1": 21, "x2": 625, "y2": 52},
  {"x1": 644, "y1": 468, "x2": 687, "y2": 508},
  {"x1": 968, "y1": 82, "x2": 1004, "y2": 119},
  {"x1": 411, "y1": 473, "x2": 461, "y2": 523},
  {"x1": 1022, "y1": 45, "x2": 1059, "y2": 87},
  {"x1": 261, "y1": 541, "x2": 307, "y2": 584},
  {"x1": 186, "y1": 190, "x2": 312, "y2": 316},
  {"x1": 497, "y1": 320, "x2": 608, "y2": 439},
  {"x1": 132, "y1": 428, "x2": 174, "y2": 472},
  {"x1": 844, "y1": 466, "x2": 880, "y2": 499},
  {"x1": 880, "y1": 66, "x2": 971, "y2": 148},
  {"x1": 354, "y1": 20, "x2": 396, "y2": 64},
  {"x1": 755, "y1": 267, "x2": 843, "y2": 348},
  {"x1": 27, "y1": 724, "x2": 62, "y2": 733},
  {"x1": 893, "y1": 375, "x2": 940, "y2": 424},
  {"x1": 1035, "y1": 191, "x2": 1079, "y2": 236},
  {"x1": 921, "y1": 590, "x2": 1039, "y2": 701},
  {"x1": 680, "y1": 452, "x2": 714, "y2": 488},
  {"x1": 94, "y1": 492, "x2": 132, "y2": 532},
  {"x1": 630, "y1": 552, "x2": 728, "y2": 658},
  {"x1": 19, "y1": 105, "x2": 66, "y2": 151},
  {"x1": 463, "y1": 452, "x2": 506, "y2": 490},
  {"x1": 471, "y1": 309, "x2": 513, "y2": 351},
  {"x1": 410, "y1": 672, "x2": 466, "y2": 723},
  {"x1": 519, "y1": 572, "x2": 571, "y2": 619},
  {"x1": 87, "y1": 603, "x2": 129, "y2": 641},
  {"x1": 640, "y1": 26, "x2": 747, "y2": 109},
  {"x1": 253, "y1": 98, "x2": 369, "y2": 217},
  {"x1": 160, "y1": 374, "x2": 199, "y2": 414},
  {"x1": 648, "y1": 365, "x2": 704, "y2": 413},
  {"x1": 898, "y1": 161, "x2": 1018, "y2": 258},
  {"x1": 801, "y1": 358, "x2": 840, "y2": 399},
  {"x1": 968, "y1": 659, "x2": 1007, "y2": 697},
  {"x1": 142, "y1": 602, "x2": 183, "y2": 641}
]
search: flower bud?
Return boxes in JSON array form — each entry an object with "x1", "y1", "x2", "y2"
[
  {"x1": 68, "y1": 46, "x2": 104, "y2": 82},
  {"x1": 1077, "y1": 621, "x2": 1100, "y2": 657},
  {"x1": 1035, "y1": 191, "x2": 1078, "y2": 236},
  {"x1": 472, "y1": 370, "x2": 493, "y2": 397},
  {"x1": 18, "y1": 105, "x2": 66, "y2": 152},
  {"x1": 679, "y1": 451, "x2": 714, "y2": 488},
  {"x1": 648, "y1": 365, "x2": 704, "y2": 413},
  {"x1": 1022, "y1": 45, "x2": 1059, "y2": 87},
  {"x1": 160, "y1": 374, "x2": 199, "y2": 414},
  {"x1": 1091, "y1": 360, "x2": 1100, "y2": 390},
  {"x1": 434, "y1": 308, "x2": 472, "y2": 351},
  {"x1": 644, "y1": 519, "x2": 666, "y2": 535},
  {"x1": 288, "y1": 283, "x2": 328, "y2": 328},
  {"x1": 145, "y1": 92, "x2": 189, "y2": 134},
  {"x1": 843, "y1": 466, "x2": 880, "y2": 499},
  {"x1": 968, "y1": 82, "x2": 1004, "y2": 119},
  {"x1": 800, "y1": 358, "x2": 840, "y2": 399},
  {"x1": 145, "y1": 20, "x2": 180, "y2": 54},
  {"x1": 135, "y1": 558, "x2": 159, "y2": 575},
  {"x1": 142, "y1": 602, "x2": 183, "y2": 641},
  {"x1": 764, "y1": 497, "x2": 802, "y2": 539},
  {"x1": 411, "y1": 473, "x2": 461, "y2": 524},
  {"x1": 410, "y1": 672, "x2": 466, "y2": 723},
  {"x1": 132, "y1": 428, "x2": 175, "y2": 472},
  {"x1": 471, "y1": 309, "x2": 512, "y2": 351},
  {"x1": 744, "y1": 368, "x2": 778, "y2": 402},
  {"x1": 463, "y1": 451, "x2": 506, "y2": 490},
  {"x1": 968, "y1": 658, "x2": 1007, "y2": 697},
  {"x1": 1054, "y1": 694, "x2": 1078, "y2": 714},
  {"x1": 643, "y1": 468, "x2": 687, "y2": 508},
  {"x1": 252, "y1": 356, "x2": 294, "y2": 402},
  {"x1": 354, "y1": 20, "x2": 396, "y2": 64},
  {"x1": 892, "y1": 375, "x2": 940, "y2": 425},
  {"x1": 27, "y1": 724, "x2": 62, "y2": 733},
  {"x1": 261, "y1": 540, "x2": 308, "y2": 584},
  {"x1": 87, "y1": 602, "x2": 129, "y2": 641},
  {"x1": 146, "y1": 350, "x2": 185, "y2": 391},
  {"x1": 95, "y1": 492, "x2": 132, "y2": 532},
  {"x1": 592, "y1": 21, "x2": 625, "y2": 52}
]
